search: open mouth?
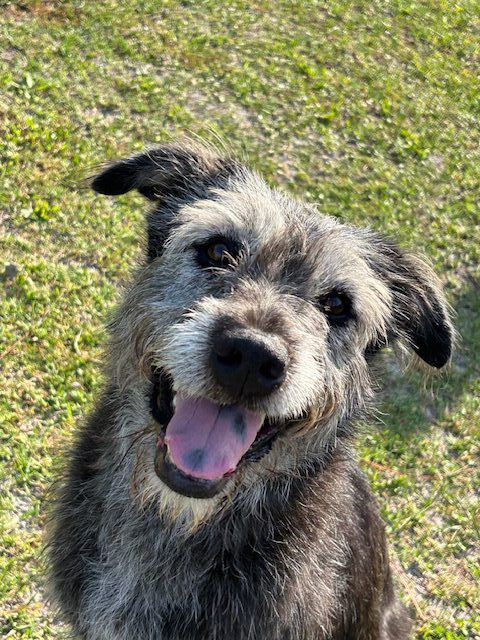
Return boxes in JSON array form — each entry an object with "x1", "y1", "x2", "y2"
[{"x1": 151, "y1": 369, "x2": 282, "y2": 499}]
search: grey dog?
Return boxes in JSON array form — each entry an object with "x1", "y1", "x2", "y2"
[{"x1": 49, "y1": 143, "x2": 453, "y2": 640}]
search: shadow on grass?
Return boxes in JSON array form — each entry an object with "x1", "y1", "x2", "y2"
[{"x1": 374, "y1": 278, "x2": 479, "y2": 438}]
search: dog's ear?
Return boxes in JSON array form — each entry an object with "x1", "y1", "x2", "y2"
[
  {"x1": 91, "y1": 144, "x2": 239, "y2": 260},
  {"x1": 369, "y1": 238, "x2": 453, "y2": 368},
  {"x1": 91, "y1": 144, "x2": 238, "y2": 202}
]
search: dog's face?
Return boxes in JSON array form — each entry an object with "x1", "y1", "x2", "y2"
[{"x1": 92, "y1": 144, "x2": 453, "y2": 505}]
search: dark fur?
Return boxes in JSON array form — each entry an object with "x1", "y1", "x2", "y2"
[
  {"x1": 50, "y1": 396, "x2": 411, "y2": 639},
  {"x1": 49, "y1": 144, "x2": 453, "y2": 640}
]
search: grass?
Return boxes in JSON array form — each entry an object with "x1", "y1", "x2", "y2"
[{"x1": 0, "y1": 1, "x2": 479, "y2": 637}]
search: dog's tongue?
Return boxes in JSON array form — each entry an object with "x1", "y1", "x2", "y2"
[{"x1": 164, "y1": 394, "x2": 264, "y2": 481}]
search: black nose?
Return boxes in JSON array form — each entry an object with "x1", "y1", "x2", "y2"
[{"x1": 210, "y1": 330, "x2": 288, "y2": 398}]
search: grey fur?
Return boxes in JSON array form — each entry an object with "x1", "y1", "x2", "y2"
[{"x1": 48, "y1": 144, "x2": 453, "y2": 639}]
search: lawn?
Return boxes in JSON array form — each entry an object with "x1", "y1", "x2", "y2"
[{"x1": 0, "y1": 1, "x2": 478, "y2": 638}]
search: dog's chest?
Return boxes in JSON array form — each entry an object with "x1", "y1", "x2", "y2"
[{"x1": 81, "y1": 501, "x2": 339, "y2": 640}]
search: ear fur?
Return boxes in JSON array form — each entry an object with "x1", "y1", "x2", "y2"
[
  {"x1": 91, "y1": 143, "x2": 238, "y2": 201},
  {"x1": 369, "y1": 238, "x2": 454, "y2": 369},
  {"x1": 91, "y1": 144, "x2": 239, "y2": 260}
]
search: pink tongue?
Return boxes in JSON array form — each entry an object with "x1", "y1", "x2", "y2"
[{"x1": 164, "y1": 394, "x2": 264, "y2": 481}]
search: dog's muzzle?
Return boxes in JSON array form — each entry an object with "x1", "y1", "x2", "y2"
[{"x1": 151, "y1": 364, "x2": 286, "y2": 500}]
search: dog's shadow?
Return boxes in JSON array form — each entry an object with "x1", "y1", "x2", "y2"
[
  {"x1": 360, "y1": 278, "x2": 478, "y2": 625},
  {"x1": 370, "y1": 279, "x2": 478, "y2": 440}
]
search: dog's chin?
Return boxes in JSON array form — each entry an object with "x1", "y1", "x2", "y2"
[{"x1": 150, "y1": 369, "x2": 285, "y2": 499}]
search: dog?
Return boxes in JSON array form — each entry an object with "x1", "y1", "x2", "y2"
[{"x1": 48, "y1": 143, "x2": 453, "y2": 640}]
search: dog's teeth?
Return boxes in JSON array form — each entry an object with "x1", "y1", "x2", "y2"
[{"x1": 172, "y1": 393, "x2": 177, "y2": 409}]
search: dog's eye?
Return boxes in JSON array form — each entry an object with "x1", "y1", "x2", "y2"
[
  {"x1": 195, "y1": 237, "x2": 239, "y2": 269},
  {"x1": 318, "y1": 292, "x2": 353, "y2": 323},
  {"x1": 207, "y1": 242, "x2": 229, "y2": 264}
]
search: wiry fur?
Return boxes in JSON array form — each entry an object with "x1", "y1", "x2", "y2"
[{"x1": 48, "y1": 143, "x2": 453, "y2": 639}]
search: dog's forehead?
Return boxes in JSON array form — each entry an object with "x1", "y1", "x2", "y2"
[
  {"x1": 171, "y1": 176, "x2": 339, "y2": 246},
  {"x1": 168, "y1": 176, "x2": 373, "y2": 282},
  {"x1": 173, "y1": 178, "x2": 300, "y2": 243}
]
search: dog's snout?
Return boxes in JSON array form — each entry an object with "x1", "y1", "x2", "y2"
[{"x1": 210, "y1": 330, "x2": 288, "y2": 398}]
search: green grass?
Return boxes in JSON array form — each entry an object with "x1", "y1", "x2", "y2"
[{"x1": 0, "y1": 1, "x2": 479, "y2": 637}]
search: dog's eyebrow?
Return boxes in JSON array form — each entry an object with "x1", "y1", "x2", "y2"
[
  {"x1": 190, "y1": 231, "x2": 243, "y2": 245},
  {"x1": 168, "y1": 224, "x2": 246, "y2": 250},
  {"x1": 315, "y1": 283, "x2": 354, "y2": 297}
]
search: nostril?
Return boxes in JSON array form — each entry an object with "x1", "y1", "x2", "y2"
[
  {"x1": 216, "y1": 347, "x2": 242, "y2": 368},
  {"x1": 259, "y1": 358, "x2": 286, "y2": 383}
]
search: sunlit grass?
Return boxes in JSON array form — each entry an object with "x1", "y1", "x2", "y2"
[{"x1": 1, "y1": 1, "x2": 479, "y2": 637}]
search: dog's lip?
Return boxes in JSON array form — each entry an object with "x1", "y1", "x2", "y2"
[
  {"x1": 150, "y1": 368, "x2": 283, "y2": 495},
  {"x1": 154, "y1": 445, "x2": 229, "y2": 499}
]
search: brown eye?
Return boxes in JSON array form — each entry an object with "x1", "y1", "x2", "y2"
[
  {"x1": 195, "y1": 237, "x2": 239, "y2": 270},
  {"x1": 318, "y1": 291, "x2": 353, "y2": 323},
  {"x1": 206, "y1": 242, "x2": 229, "y2": 265}
]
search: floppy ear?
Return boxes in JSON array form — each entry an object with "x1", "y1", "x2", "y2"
[
  {"x1": 91, "y1": 144, "x2": 238, "y2": 259},
  {"x1": 369, "y1": 238, "x2": 454, "y2": 369},
  {"x1": 91, "y1": 143, "x2": 238, "y2": 201}
]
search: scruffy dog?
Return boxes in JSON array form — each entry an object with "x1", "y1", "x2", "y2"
[{"x1": 49, "y1": 144, "x2": 453, "y2": 640}]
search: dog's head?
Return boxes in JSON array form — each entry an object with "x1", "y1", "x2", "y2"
[{"x1": 92, "y1": 144, "x2": 453, "y2": 505}]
